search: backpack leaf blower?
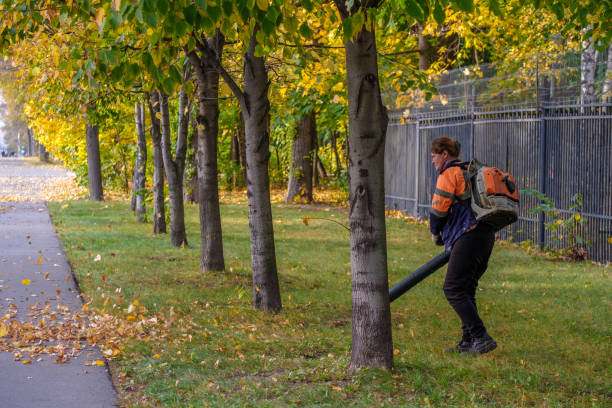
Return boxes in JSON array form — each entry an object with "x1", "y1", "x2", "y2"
[{"x1": 389, "y1": 249, "x2": 451, "y2": 303}]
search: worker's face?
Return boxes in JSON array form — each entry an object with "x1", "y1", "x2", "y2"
[{"x1": 431, "y1": 151, "x2": 449, "y2": 172}]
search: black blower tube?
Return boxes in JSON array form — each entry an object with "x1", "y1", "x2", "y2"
[{"x1": 389, "y1": 249, "x2": 452, "y2": 303}]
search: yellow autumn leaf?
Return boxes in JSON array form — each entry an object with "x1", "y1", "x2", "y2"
[
  {"x1": 0, "y1": 323, "x2": 8, "y2": 337},
  {"x1": 94, "y1": 360, "x2": 105, "y2": 366},
  {"x1": 126, "y1": 315, "x2": 136, "y2": 321},
  {"x1": 37, "y1": 256, "x2": 42, "y2": 264},
  {"x1": 607, "y1": 237, "x2": 612, "y2": 244},
  {"x1": 21, "y1": 279, "x2": 31, "y2": 285},
  {"x1": 573, "y1": 214, "x2": 581, "y2": 221},
  {"x1": 23, "y1": 360, "x2": 32, "y2": 365},
  {"x1": 256, "y1": 0, "x2": 268, "y2": 11},
  {"x1": 155, "y1": 112, "x2": 162, "y2": 120},
  {"x1": 95, "y1": 8, "x2": 106, "y2": 28}
]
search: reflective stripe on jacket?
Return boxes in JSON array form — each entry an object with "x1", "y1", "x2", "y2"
[{"x1": 429, "y1": 159, "x2": 477, "y2": 249}]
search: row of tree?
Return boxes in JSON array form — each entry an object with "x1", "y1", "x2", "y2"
[{"x1": 1, "y1": 0, "x2": 609, "y2": 370}]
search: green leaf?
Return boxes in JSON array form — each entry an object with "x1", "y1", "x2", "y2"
[
  {"x1": 201, "y1": 16, "x2": 214, "y2": 31},
  {"x1": 184, "y1": 5, "x2": 197, "y2": 26},
  {"x1": 208, "y1": 5, "x2": 222, "y2": 21},
  {"x1": 169, "y1": 66, "x2": 182, "y2": 85},
  {"x1": 142, "y1": 52, "x2": 155, "y2": 72},
  {"x1": 261, "y1": 18, "x2": 275, "y2": 35},
  {"x1": 108, "y1": 11, "x2": 122, "y2": 29},
  {"x1": 162, "y1": 77, "x2": 176, "y2": 94},
  {"x1": 110, "y1": 64, "x2": 124, "y2": 81},
  {"x1": 254, "y1": 44, "x2": 264, "y2": 57},
  {"x1": 195, "y1": 0, "x2": 207, "y2": 10},
  {"x1": 488, "y1": 0, "x2": 503, "y2": 17},
  {"x1": 299, "y1": 22, "x2": 312, "y2": 39},
  {"x1": 301, "y1": 0, "x2": 314, "y2": 12},
  {"x1": 127, "y1": 63, "x2": 140, "y2": 77},
  {"x1": 433, "y1": 1, "x2": 445, "y2": 24},
  {"x1": 403, "y1": 0, "x2": 425, "y2": 21},
  {"x1": 222, "y1": 1, "x2": 233, "y2": 16},
  {"x1": 174, "y1": 20, "x2": 190, "y2": 37},
  {"x1": 143, "y1": 12, "x2": 159, "y2": 28},
  {"x1": 454, "y1": 0, "x2": 474, "y2": 12},
  {"x1": 284, "y1": 15, "x2": 298, "y2": 33},
  {"x1": 342, "y1": 18, "x2": 353, "y2": 41},
  {"x1": 157, "y1": 0, "x2": 169, "y2": 14}
]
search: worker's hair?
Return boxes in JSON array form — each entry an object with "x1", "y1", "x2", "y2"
[{"x1": 430, "y1": 136, "x2": 461, "y2": 157}]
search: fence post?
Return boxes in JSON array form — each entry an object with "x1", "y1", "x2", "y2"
[
  {"x1": 414, "y1": 115, "x2": 420, "y2": 218},
  {"x1": 470, "y1": 85, "x2": 476, "y2": 160},
  {"x1": 536, "y1": 56, "x2": 547, "y2": 249}
]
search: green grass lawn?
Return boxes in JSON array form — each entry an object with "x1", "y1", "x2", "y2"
[{"x1": 48, "y1": 200, "x2": 611, "y2": 408}]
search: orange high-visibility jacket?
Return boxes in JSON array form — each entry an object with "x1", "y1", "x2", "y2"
[{"x1": 430, "y1": 159, "x2": 477, "y2": 248}]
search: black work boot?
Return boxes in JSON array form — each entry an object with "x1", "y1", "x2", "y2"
[
  {"x1": 465, "y1": 332, "x2": 497, "y2": 355},
  {"x1": 444, "y1": 337, "x2": 472, "y2": 353}
]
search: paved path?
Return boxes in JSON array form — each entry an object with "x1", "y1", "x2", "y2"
[
  {"x1": 0, "y1": 158, "x2": 118, "y2": 407},
  {"x1": 0, "y1": 158, "x2": 80, "y2": 202}
]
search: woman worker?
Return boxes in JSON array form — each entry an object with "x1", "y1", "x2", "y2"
[{"x1": 429, "y1": 136, "x2": 497, "y2": 355}]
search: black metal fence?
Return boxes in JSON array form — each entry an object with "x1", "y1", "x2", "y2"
[{"x1": 384, "y1": 101, "x2": 612, "y2": 263}]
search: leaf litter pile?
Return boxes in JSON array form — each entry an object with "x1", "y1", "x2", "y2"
[
  {"x1": 0, "y1": 159, "x2": 86, "y2": 202},
  {"x1": 0, "y1": 291, "x2": 174, "y2": 367}
]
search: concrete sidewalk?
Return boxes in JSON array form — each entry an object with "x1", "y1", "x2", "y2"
[{"x1": 0, "y1": 202, "x2": 118, "y2": 407}]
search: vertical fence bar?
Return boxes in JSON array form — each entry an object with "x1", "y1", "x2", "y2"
[
  {"x1": 536, "y1": 56, "x2": 547, "y2": 248},
  {"x1": 414, "y1": 116, "x2": 420, "y2": 218}
]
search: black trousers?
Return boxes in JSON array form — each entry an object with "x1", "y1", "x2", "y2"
[{"x1": 443, "y1": 224, "x2": 495, "y2": 340}]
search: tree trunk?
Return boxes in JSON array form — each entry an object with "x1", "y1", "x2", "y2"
[
  {"x1": 418, "y1": 24, "x2": 435, "y2": 71},
  {"x1": 148, "y1": 92, "x2": 167, "y2": 234},
  {"x1": 241, "y1": 33, "x2": 282, "y2": 312},
  {"x1": 286, "y1": 110, "x2": 315, "y2": 203},
  {"x1": 331, "y1": 131, "x2": 342, "y2": 176},
  {"x1": 38, "y1": 143, "x2": 49, "y2": 161},
  {"x1": 200, "y1": 27, "x2": 281, "y2": 311},
  {"x1": 185, "y1": 115, "x2": 199, "y2": 203},
  {"x1": 86, "y1": 124, "x2": 104, "y2": 201},
  {"x1": 602, "y1": 43, "x2": 612, "y2": 101},
  {"x1": 312, "y1": 127, "x2": 319, "y2": 187},
  {"x1": 186, "y1": 31, "x2": 226, "y2": 272},
  {"x1": 160, "y1": 87, "x2": 188, "y2": 247},
  {"x1": 237, "y1": 112, "x2": 247, "y2": 187},
  {"x1": 335, "y1": 1, "x2": 393, "y2": 371},
  {"x1": 316, "y1": 155, "x2": 327, "y2": 179},
  {"x1": 580, "y1": 35, "x2": 599, "y2": 107},
  {"x1": 27, "y1": 128, "x2": 33, "y2": 157},
  {"x1": 230, "y1": 127, "x2": 241, "y2": 189},
  {"x1": 134, "y1": 103, "x2": 147, "y2": 222}
]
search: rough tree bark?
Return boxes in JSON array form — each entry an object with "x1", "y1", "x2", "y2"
[
  {"x1": 186, "y1": 30, "x2": 226, "y2": 272},
  {"x1": 38, "y1": 143, "x2": 49, "y2": 161},
  {"x1": 133, "y1": 103, "x2": 147, "y2": 222},
  {"x1": 418, "y1": 24, "x2": 435, "y2": 71},
  {"x1": 85, "y1": 123, "x2": 104, "y2": 201},
  {"x1": 148, "y1": 92, "x2": 167, "y2": 234},
  {"x1": 200, "y1": 27, "x2": 281, "y2": 312},
  {"x1": 331, "y1": 131, "x2": 342, "y2": 176},
  {"x1": 580, "y1": 34, "x2": 599, "y2": 107},
  {"x1": 160, "y1": 86, "x2": 189, "y2": 247},
  {"x1": 602, "y1": 43, "x2": 612, "y2": 100},
  {"x1": 185, "y1": 116, "x2": 198, "y2": 203},
  {"x1": 286, "y1": 110, "x2": 316, "y2": 203},
  {"x1": 335, "y1": 0, "x2": 393, "y2": 371}
]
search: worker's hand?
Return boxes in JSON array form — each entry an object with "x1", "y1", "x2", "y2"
[{"x1": 431, "y1": 234, "x2": 444, "y2": 246}]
